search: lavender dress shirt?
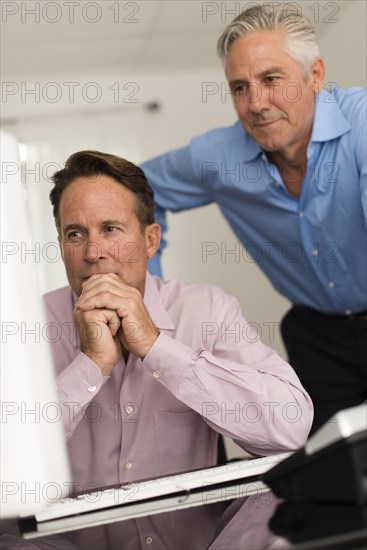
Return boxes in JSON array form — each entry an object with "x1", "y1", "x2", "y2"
[{"x1": 41, "y1": 273, "x2": 313, "y2": 549}]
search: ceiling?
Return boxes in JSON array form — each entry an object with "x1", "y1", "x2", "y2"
[{"x1": 1, "y1": 0, "x2": 355, "y2": 80}]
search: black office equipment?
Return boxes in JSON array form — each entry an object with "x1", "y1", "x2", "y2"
[
  {"x1": 263, "y1": 404, "x2": 367, "y2": 504},
  {"x1": 270, "y1": 500, "x2": 367, "y2": 546}
]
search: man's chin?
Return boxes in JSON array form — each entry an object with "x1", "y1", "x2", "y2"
[
  {"x1": 246, "y1": 124, "x2": 289, "y2": 153},
  {"x1": 257, "y1": 138, "x2": 288, "y2": 153}
]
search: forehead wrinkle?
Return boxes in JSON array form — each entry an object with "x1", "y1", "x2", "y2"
[
  {"x1": 226, "y1": 29, "x2": 292, "y2": 75},
  {"x1": 59, "y1": 176, "x2": 136, "y2": 228}
]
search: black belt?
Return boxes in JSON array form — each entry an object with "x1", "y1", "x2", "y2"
[
  {"x1": 346, "y1": 310, "x2": 367, "y2": 321},
  {"x1": 292, "y1": 305, "x2": 367, "y2": 321}
]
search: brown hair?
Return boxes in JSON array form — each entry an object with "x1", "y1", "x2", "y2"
[{"x1": 50, "y1": 150, "x2": 155, "y2": 232}]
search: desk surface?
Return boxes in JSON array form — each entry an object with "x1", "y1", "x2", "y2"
[{"x1": 2, "y1": 489, "x2": 367, "y2": 549}]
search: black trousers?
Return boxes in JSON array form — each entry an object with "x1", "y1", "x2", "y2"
[{"x1": 281, "y1": 305, "x2": 367, "y2": 435}]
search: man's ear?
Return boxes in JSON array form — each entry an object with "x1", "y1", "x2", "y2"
[
  {"x1": 145, "y1": 223, "x2": 161, "y2": 259},
  {"x1": 309, "y1": 57, "x2": 326, "y2": 94}
]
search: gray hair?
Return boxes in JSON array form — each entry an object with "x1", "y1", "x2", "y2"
[{"x1": 217, "y1": 3, "x2": 321, "y2": 78}]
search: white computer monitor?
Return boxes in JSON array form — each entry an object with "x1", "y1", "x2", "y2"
[{"x1": 1, "y1": 130, "x2": 70, "y2": 517}]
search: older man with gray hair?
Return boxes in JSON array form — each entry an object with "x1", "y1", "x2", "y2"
[{"x1": 141, "y1": 3, "x2": 367, "y2": 435}]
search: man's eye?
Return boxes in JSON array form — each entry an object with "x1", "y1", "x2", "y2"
[
  {"x1": 67, "y1": 231, "x2": 82, "y2": 239},
  {"x1": 105, "y1": 226, "x2": 118, "y2": 233},
  {"x1": 232, "y1": 84, "x2": 247, "y2": 95},
  {"x1": 265, "y1": 76, "x2": 279, "y2": 84}
]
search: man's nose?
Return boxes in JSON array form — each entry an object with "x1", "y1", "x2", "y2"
[
  {"x1": 247, "y1": 83, "x2": 272, "y2": 111},
  {"x1": 84, "y1": 238, "x2": 105, "y2": 262}
]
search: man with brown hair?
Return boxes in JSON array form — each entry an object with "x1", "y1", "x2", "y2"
[{"x1": 43, "y1": 149, "x2": 312, "y2": 548}]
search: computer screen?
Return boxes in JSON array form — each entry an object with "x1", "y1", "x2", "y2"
[{"x1": 1, "y1": 130, "x2": 70, "y2": 517}]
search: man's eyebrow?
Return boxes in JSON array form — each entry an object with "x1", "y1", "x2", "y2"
[
  {"x1": 229, "y1": 66, "x2": 287, "y2": 87},
  {"x1": 229, "y1": 78, "x2": 248, "y2": 88},
  {"x1": 63, "y1": 223, "x2": 85, "y2": 234},
  {"x1": 102, "y1": 219, "x2": 128, "y2": 228},
  {"x1": 62, "y1": 220, "x2": 128, "y2": 234},
  {"x1": 257, "y1": 66, "x2": 287, "y2": 79}
]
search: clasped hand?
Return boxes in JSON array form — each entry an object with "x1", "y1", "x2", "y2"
[{"x1": 74, "y1": 274, "x2": 159, "y2": 376}]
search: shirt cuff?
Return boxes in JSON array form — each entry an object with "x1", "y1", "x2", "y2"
[
  {"x1": 56, "y1": 352, "x2": 109, "y2": 406},
  {"x1": 142, "y1": 332, "x2": 193, "y2": 391}
]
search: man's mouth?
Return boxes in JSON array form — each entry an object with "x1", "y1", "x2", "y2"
[
  {"x1": 82, "y1": 270, "x2": 118, "y2": 280},
  {"x1": 253, "y1": 118, "x2": 282, "y2": 128}
]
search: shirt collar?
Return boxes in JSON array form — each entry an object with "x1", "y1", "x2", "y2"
[
  {"x1": 310, "y1": 88, "x2": 351, "y2": 142},
  {"x1": 143, "y1": 272, "x2": 175, "y2": 331}
]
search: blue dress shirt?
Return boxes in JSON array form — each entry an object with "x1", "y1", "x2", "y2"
[{"x1": 142, "y1": 87, "x2": 367, "y2": 314}]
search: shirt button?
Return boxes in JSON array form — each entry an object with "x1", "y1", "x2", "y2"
[
  {"x1": 311, "y1": 248, "x2": 319, "y2": 256},
  {"x1": 87, "y1": 386, "x2": 97, "y2": 392},
  {"x1": 124, "y1": 404, "x2": 134, "y2": 415},
  {"x1": 145, "y1": 537, "x2": 153, "y2": 545},
  {"x1": 299, "y1": 211, "x2": 304, "y2": 218},
  {"x1": 124, "y1": 461, "x2": 133, "y2": 470},
  {"x1": 345, "y1": 309, "x2": 352, "y2": 315},
  {"x1": 153, "y1": 370, "x2": 161, "y2": 378},
  {"x1": 328, "y1": 281, "x2": 335, "y2": 288}
]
